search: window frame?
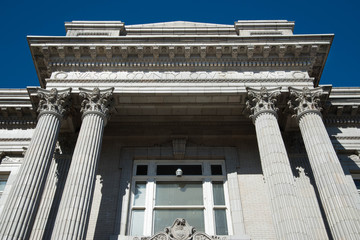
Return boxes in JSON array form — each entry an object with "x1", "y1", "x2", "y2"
[
  {"x1": 128, "y1": 160, "x2": 233, "y2": 236},
  {"x1": 0, "y1": 173, "x2": 10, "y2": 199}
]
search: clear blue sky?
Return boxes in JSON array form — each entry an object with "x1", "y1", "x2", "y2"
[{"x1": 1, "y1": 0, "x2": 359, "y2": 88}]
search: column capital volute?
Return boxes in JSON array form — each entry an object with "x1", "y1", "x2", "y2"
[
  {"x1": 79, "y1": 87, "x2": 115, "y2": 125},
  {"x1": 246, "y1": 87, "x2": 281, "y2": 123},
  {"x1": 288, "y1": 86, "x2": 325, "y2": 122},
  {"x1": 37, "y1": 88, "x2": 72, "y2": 120}
]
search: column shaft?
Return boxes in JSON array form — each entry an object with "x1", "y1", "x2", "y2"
[
  {"x1": 255, "y1": 113, "x2": 310, "y2": 239},
  {"x1": 298, "y1": 112, "x2": 360, "y2": 239},
  {"x1": 51, "y1": 113, "x2": 105, "y2": 239},
  {"x1": 30, "y1": 155, "x2": 71, "y2": 239},
  {"x1": 0, "y1": 114, "x2": 61, "y2": 239}
]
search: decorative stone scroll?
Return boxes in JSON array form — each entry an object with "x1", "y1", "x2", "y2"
[
  {"x1": 144, "y1": 219, "x2": 225, "y2": 240},
  {"x1": 37, "y1": 88, "x2": 72, "y2": 119},
  {"x1": 246, "y1": 87, "x2": 281, "y2": 122},
  {"x1": 288, "y1": 86, "x2": 324, "y2": 120},
  {"x1": 79, "y1": 87, "x2": 114, "y2": 124}
]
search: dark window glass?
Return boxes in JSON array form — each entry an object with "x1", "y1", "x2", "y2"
[
  {"x1": 136, "y1": 165, "x2": 148, "y2": 175},
  {"x1": 211, "y1": 165, "x2": 223, "y2": 175},
  {"x1": 157, "y1": 165, "x2": 202, "y2": 175}
]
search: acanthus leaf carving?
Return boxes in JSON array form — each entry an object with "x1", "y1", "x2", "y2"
[
  {"x1": 37, "y1": 88, "x2": 72, "y2": 119},
  {"x1": 79, "y1": 87, "x2": 115, "y2": 123},
  {"x1": 246, "y1": 87, "x2": 281, "y2": 122},
  {"x1": 288, "y1": 86, "x2": 325, "y2": 120}
]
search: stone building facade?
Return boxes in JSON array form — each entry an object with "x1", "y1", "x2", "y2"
[{"x1": 0, "y1": 20, "x2": 360, "y2": 240}]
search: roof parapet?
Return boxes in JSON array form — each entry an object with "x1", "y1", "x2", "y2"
[
  {"x1": 65, "y1": 21, "x2": 125, "y2": 36},
  {"x1": 234, "y1": 20, "x2": 295, "y2": 36}
]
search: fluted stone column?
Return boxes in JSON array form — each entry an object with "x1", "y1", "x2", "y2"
[
  {"x1": 289, "y1": 87, "x2": 360, "y2": 239},
  {"x1": 51, "y1": 87, "x2": 114, "y2": 240},
  {"x1": 246, "y1": 87, "x2": 311, "y2": 239},
  {"x1": 0, "y1": 88, "x2": 71, "y2": 240}
]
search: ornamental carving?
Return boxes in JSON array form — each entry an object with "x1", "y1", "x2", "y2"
[
  {"x1": 37, "y1": 88, "x2": 72, "y2": 119},
  {"x1": 288, "y1": 87, "x2": 324, "y2": 119},
  {"x1": 79, "y1": 87, "x2": 114, "y2": 121},
  {"x1": 143, "y1": 219, "x2": 224, "y2": 240},
  {"x1": 246, "y1": 87, "x2": 281, "y2": 121}
]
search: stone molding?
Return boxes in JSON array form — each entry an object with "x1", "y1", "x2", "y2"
[
  {"x1": 35, "y1": 44, "x2": 323, "y2": 62},
  {"x1": 79, "y1": 87, "x2": 115, "y2": 124},
  {"x1": 37, "y1": 88, "x2": 72, "y2": 120},
  {"x1": 246, "y1": 87, "x2": 281, "y2": 122},
  {"x1": 288, "y1": 86, "x2": 325, "y2": 121}
]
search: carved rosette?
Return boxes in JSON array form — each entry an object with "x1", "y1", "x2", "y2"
[
  {"x1": 246, "y1": 87, "x2": 281, "y2": 123},
  {"x1": 37, "y1": 88, "x2": 72, "y2": 120},
  {"x1": 288, "y1": 86, "x2": 324, "y2": 121},
  {"x1": 79, "y1": 87, "x2": 114, "y2": 124}
]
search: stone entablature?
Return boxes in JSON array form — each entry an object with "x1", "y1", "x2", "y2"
[{"x1": 28, "y1": 20, "x2": 332, "y2": 87}]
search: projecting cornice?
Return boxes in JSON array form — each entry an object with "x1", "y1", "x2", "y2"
[{"x1": 28, "y1": 33, "x2": 333, "y2": 88}]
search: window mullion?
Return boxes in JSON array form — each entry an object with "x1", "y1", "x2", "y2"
[
  {"x1": 203, "y1": 178, "x2": 215, "y2": 236},
  {"x1": 144, "y1": 178, "x2": 155, "y2": 236}
]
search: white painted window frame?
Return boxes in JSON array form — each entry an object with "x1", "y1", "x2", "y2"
[
  {"x1": 0, "y1": 173, "x2": 9, "y2": 199},
  {"x1": 128, "y1": 160, "x2": 233, "y2": 236}
]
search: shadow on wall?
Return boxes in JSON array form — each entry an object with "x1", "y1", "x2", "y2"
[{"x1": 93, "y1": 142, "x2": 123, "y2": 239}]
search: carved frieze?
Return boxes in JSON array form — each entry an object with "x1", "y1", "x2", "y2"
[{"x1": 51, "y1": 71, "x2": 309, "y2": 81}]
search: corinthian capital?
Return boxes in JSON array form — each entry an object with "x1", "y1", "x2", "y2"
[
  {"x1": 288, "y1": 86, "x2": 324, "y2": 120},
  {"x1": 246, "y1": 87, "x2": 281, "y2": 122},
  {"x1": 79, "y1": 87, "x2": 115, "y2": 123},
  {"x1": 37, "y1": 88, "x2": 72, "y2": 119}
]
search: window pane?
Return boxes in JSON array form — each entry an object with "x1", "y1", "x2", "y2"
[
  {"x1": 212, "y1": 182, "x2": 225, "y2": 205},
  {"x1": 156, "y1": 182, "x2": 203, "y2": 205},
  {"x1": 0, "y1": 180, "x2": 7, "y2": 192},
  {"x1": 136, "y1": 165, "x2": 148, "y2": 175},
  {"x1": 130, "y1": 210, "x2": 144, "y2": 235},
  {"x1": 211, "y1": 165, "x2": 223, "y2": 175},
  {"x1": 214, "y1": 209, "x2": 228, "y2": 235},
  {"x1": 157, "y1": 165, "x2": 202, "y2": 175},
  {"x1": 133, "y1": 183, "x2": 146, "y2": 206},
  {"x1": 154, "y1": 209, "x2": 204, "y2": 234}
]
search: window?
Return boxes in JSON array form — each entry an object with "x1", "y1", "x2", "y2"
[
  {"x1": 0, "y1": 174, "x2": 9, "y2": 199},
  {"x1": 128, "y1": 161, "x2": 231, "y2": 236}
]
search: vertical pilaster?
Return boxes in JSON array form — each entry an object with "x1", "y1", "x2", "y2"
[
  {"x1": 0, "y1": 88, "x2": 71, "y2": 240},
  {"x1": 289, "y1": 87, "x2": 360, "y2": 239},
  {"x1": 247, "y1": 87, "x2": 311, "y2": 239},
  {"x1": 51, "y1": 87, "x2": 114, "y2": 240}
]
